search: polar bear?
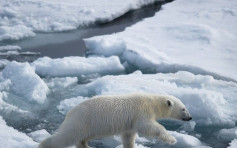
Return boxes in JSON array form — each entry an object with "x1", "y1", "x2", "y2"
[{"x1": 38, "y1": 93, "x2": 192, "y2": 148}]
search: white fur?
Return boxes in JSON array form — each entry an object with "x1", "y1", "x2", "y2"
[{"x1": 38, "y1": 93, "x2": 192, "y2": 148}]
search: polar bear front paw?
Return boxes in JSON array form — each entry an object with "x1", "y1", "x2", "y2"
[
  {"x1": 159, "y1": 134, "x2": 177, "y2": 145},
  {"x1": 168, "y1": 136, "x2": 177, "y2": 145}
]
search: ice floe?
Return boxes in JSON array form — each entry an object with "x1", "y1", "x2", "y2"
[
  {"x1": 2, "y1": 61, "x2": 49, "y2": 104},
  {"x1": 228, "y1": 139, "x2": 237, "y2": 148},
  {"x1": 85, "y1": 0, "x2": 237, "y2": 81},
  {"x1": 27, "y1": 129, "x2": 50, "y2": 143},
  {"x1": 0, "y1": 116, "x2": 37, "y2": 148},
  {"x1": 31, "y1": 56, "x2": 125, "y2": 77},
  {"x1": 57, "y1": 96, "x2": 87, "y2": 115},
  {"x1": 0, "y1": 0, "x2": 163, "y2": 41}
]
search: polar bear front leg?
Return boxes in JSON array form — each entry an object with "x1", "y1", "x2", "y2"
[
  {"x1": 135, "y1": 120, "x2": 177, "y2": 145},
  {"x1": 76, "y1": 140, "x2": 90, "y2": 148},
  {"x1": 121, "y1": 131, "x2": 136, "y2": 148}
]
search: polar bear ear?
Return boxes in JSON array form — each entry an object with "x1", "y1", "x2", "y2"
[{"x1": 167, "y1": 100, "x2": 173, "y2": 107}]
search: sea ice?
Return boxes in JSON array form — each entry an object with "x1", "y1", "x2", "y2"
[
  {"x1": 46, "y1": 77, "x2": 78, "y2": 89},
  {"x1": 169, "y1": 131, "x2": 202, "y2": 147},
  {"x1": 2, "y1": 61, "x2": 49, "y2": 104},
  {"x1": 57, "y1": 96, "x2": 87, "y2": 115},
  {"x1": 85, "y1": 0, "x2": 237, "y2": 81},
  {"x1": 0, "y1": 116, "x2": 37, "y2": 148},
  {"x1": 28, "y1": 129, "x2": 50, "y2": 142},
  {"x1": 228, "y1": 139, "x2": 237, "y2": 148},
  {"x1": 0, "y1": 0, "x2": 164, "y2": 41},
  {"x1": 31, "y1": 56, "x2": 125, "y2": 77},
  {"x1": 72, "y1": 71, "x2": 237, "y2": 125},
  {"x1": 0, "y1": 45, "x2": 21, "y2": 51}
]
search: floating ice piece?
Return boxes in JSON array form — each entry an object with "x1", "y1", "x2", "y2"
[
  {"x1": 2, "y1": 61, "x2": 49, "y2": 104},
  {"x1": 170, "y1": 131, "x2": 201, "y2": 147},
  {"x1": 28, "y1": 129, "x2": 51, "y2": 143},
  {"x1": 0, "y1": 45, "x2": 21, "y2": 51},
  {"x1": 57, "y1": 96, "x2": 87, "y2": 115},
  {"x1": 85, "y1": 0, "x2": 237, "y2": 81},
  {"x1": 31, "y1": 56, "x2": 125, "y2": 77},
  {"x1": 0, "y1": 116, "x2": 37, "y2": 148},
  {"x1": 228, "y1": 139, "x2": 237, "y2": 148},
  {"x1": 0, "y1": 25, "x2": 35, "y2": 41},
  {"x1": 77, "y1": 71, "x2": 237, "y2": 125},
  {"x1": 46, "y1": 77, "x2": 78, "y2": 89},
  {"x1": 0, "y1": 0, "x2": 163, "y2": 41}
]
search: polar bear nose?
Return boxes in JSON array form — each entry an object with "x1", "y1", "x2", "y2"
[{"x1": 182, "y1": 116, "x2": 192, "y2": 121}]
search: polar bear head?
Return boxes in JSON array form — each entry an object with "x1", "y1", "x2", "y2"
[{"x1": 160, "y1": 95, "x2": 192, "y2": 121}]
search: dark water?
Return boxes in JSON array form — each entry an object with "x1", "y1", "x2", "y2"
[{"x1": 7, "y1": 0, "x2": 174, "y2": 59}]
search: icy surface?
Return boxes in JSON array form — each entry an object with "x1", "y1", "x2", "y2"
[
  {"x1": 169, "y1": 131, "x2": 201, "y2": 147},
  {"x1": 0, "y1": 0, "x2": 163, "y2": 41},
  {"x1": 0, "y1": 45, "x2": 21, "y2": 51},
  {"x1": 46, "y1": 77, "x2": 78, "y2": 89},
  {"x1": 85, "y1": 0, "x2": 237, "y2": 81},
  {"x1": 228, "y1": 139, "x2": 237, "y2": 148},
  {"x1": 0, "y1": 116, "x2": 37, "y2": 148},
  {"x1": 27, "y1": 129, "x2": 50, "y2": 142},
  {"x1": 2, "y1": 61, "x2": 49, "y2": 104},
  {"x1": 73, "y1": 71, "x2": 237, "y2": 125},
  {"x1": 31, "y1": 56, "x2": 125, "y2": 77},
  {"x1": 57, "y1": 96, "x2": 87, "y2": 115}
]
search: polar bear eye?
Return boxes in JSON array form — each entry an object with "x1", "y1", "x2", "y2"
[{"x1": 182, "y1": 108, "x2": 185, "y2": 111}]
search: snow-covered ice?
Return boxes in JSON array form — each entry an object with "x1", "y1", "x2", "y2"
[
  {"x1": 57, "y1": 96, "x2": 87, "y2": 115},
  {"x1": 31, "y1": 56, "x2": 125, "y2": 77},
  {"x1": 169, "y1": 131, "x2": 201, "y2": 147},
  {"x1": 0, "y1": 45, "x2": 21, "y2": 51},
  {"x1": 72, "y1": 71, "x2": 237, "y2": 125},
  {"x1": 2, "y1": 61, "x2": 49, "y2": 104},
  {"x1": 27, "y1": 129, "x2": 50, "y2": 143},
  {"x1": 0, "y1": 116, "x2": 37, "y2": 148},
  {"x1": 46, "y1": 77, "x2": 78, "y2": 89},
  {"x1": 228, "y1": 139, "x2": 237, "y2": 148},
  {"x1": 85, "y1": 0, "x2": 237, "y2": 81},
  {"x1": 0, "y1": 0, "x2": 164, "y2": 41}
]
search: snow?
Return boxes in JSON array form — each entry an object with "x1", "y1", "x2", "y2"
[
  {"x1": 170, "y1": 131, "x2": 201, "y2": 147},
  {"x1": 31, "y1": 56, "x2": 125, "y2": 77},
  {"x1": 73, "y1": 71, "x2": 237, "y2": 125},
  {"x1": 27, "y1": 129, "x2": 50, "y2": 142},
  {"x1": 0, "y1": 0, "x2": 164, "y2": 41},
  {"x1": 85, "y1": 0, "x2": 237, "y2": 81},
  {"x1": 228, "y1": 139, "x2": 237, "y2": 148},
  {"x1": 46, "y1": 77, "x2": 78, "y2": 89},
  {"x1": 0, "y1": 45, "x2": 21, "y2": 51},
  {"x1": 0, "y1": 116, "x2": 37, "y2": 148},
  {"x1": 0, "y1": 25, "x2": 35, "y2": 41},
  {"x1": 57, "y1": 96, "x2": 87, "y2": 115},
  {"x1": 2, "y1": 61, "x2": 49, "y2": 104}
]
